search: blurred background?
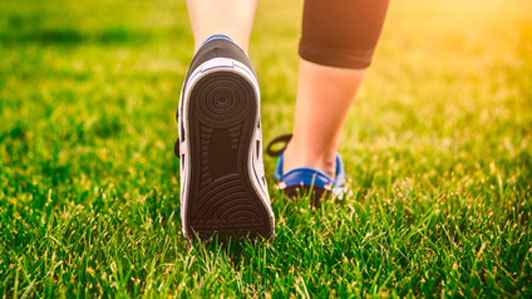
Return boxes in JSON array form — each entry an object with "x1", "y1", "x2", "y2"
[{"x1": 0, "y1": 0, "x2": 530, "y2": 189}]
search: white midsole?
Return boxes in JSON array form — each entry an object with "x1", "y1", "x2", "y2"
[{"x1": 178, "y1": 57, "x2": 275, "y2": 239}]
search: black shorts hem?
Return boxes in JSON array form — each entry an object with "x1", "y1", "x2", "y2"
[{"x1": 299, "y1": 39, "x2": 374, "y2": 69}]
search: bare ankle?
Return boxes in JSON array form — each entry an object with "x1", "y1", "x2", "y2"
[{"x1": 283, "y1": 142, "x2": 337, "y2": 179}]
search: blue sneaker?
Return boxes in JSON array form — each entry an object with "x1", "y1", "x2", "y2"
[
  {"x1": 266, "y1": 134, "x2": 346, "y2": 207},
  {"x1": 175, "y1": 35, "x2": 274, "y2": 241}
]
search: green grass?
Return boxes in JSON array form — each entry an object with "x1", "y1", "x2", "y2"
[{"x1": 1, "y1": 0, "x2": 531, "y2": 297}]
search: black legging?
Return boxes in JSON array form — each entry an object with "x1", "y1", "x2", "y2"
[{"x1": 300, "y1": 0, "x2": 390, "y2": 69}]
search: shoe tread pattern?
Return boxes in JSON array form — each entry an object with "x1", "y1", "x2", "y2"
[{"x1": 185, "y1": 70, "x2": 272, "y2": 240}]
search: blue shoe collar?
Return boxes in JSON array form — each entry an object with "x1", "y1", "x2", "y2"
[
  {"x1": 274, "y1": 152, "x2": 345, "y2": 190},
  {"x1": 199, "y1": 34, "x2": 234, "y2": 49}
]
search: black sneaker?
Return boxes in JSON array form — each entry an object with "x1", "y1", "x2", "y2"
[{"x1": 175, "y1": 35, "x2": 275, "y2": 241}]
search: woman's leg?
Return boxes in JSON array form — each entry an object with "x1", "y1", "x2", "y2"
[
  {"x1": 284, "y1": 61, "x2": 365, "y2": 178},
  {"x1": 186, "y1": 0, "x2": 257, "y2": 53},
  {"x1": 180, "y1": 0, "x2": 276, "y2": 240},
  {"x1": 283, "y1": 0, "x2": 390, "y2": 178}
]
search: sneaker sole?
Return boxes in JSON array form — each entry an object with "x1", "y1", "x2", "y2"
[{"x1": 179, "y1": 58, "x2": 275, "y2": 241}]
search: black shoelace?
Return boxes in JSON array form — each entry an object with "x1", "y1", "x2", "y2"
[{"x1": 265, "y1": 134, "x2": 293, "y2": 157}]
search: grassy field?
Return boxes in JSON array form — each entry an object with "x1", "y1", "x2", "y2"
[{"x1": 1, "y1": 0, "x2": 531, "y2": 297}]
